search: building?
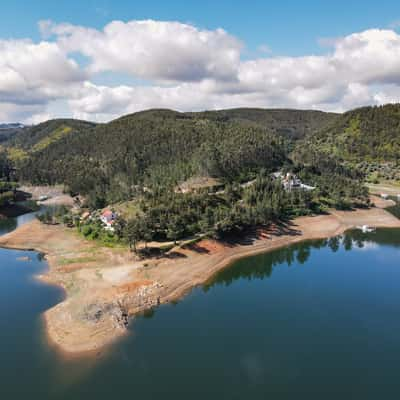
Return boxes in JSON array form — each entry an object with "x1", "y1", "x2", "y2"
[
  {"x1": 100, "y1": 209, "x2": 117, "y2": 231},
  {"x1": 282, "y1": 172, "x2": 302, "y2": 191},
  {"x1": 273, "y1": 171, "x2": 315, "y2": 192}
]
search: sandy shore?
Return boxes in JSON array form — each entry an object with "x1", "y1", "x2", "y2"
[{"x1": 0, "y1": 196, "x2": 399, "y2": 356}]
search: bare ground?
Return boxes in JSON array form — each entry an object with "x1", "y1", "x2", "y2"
[
  {"x1": 0, "y1": 199, "x2": 399, "y2": 357},
  {"x1": 367, "y1": 182, "x2": 400, "y2": 196},
  {"x1": 19, "y1": 185, "x2": 76, "y2": 206}
]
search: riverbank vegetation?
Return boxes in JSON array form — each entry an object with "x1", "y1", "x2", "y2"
[{"x1": 0, "y1": 151, "x2": 21, "y2": 215}]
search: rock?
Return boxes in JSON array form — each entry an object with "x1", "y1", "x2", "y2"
[{"x1": 82, "y1": 301, "x2": 129, "y2": 328}]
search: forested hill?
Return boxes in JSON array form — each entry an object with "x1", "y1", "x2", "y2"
[
  {"x1": 3, "y1": 104, "x2": 400, "y2": 207},
  {"x1": 7, "y1": 119, "x2": 97, "y2": 151},
  {"x1": 192, "y1": 108, "x2": 339, "y2": 140},
  {"x1": 15, "y1": 109, "x2": 289, "y2": 204},
  {"x1": 298, "y1": 104, "x2": 400, "y2": 162}
]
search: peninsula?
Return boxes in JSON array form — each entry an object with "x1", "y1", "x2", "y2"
[{"x1": 0, "y1": 196, "x2": 399, "y2": 355}]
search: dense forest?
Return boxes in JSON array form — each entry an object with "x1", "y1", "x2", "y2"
[
  {"x1": 16, "y1": 110, "x2": 290, "y2": 205},
  {"x1": 0, "y1": 151, "x2": 18, "y2": 208},
  {"x1": 188, "y1": 108, "x2": 339, "y2": 140},
  {"x1": 7, "y1": 119, "x2": 96, "y2": 150},
  {"x1": 300, "y1": 104, "x2": 400, "y2": 162}
]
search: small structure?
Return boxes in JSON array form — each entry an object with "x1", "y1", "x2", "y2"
[
  {"x1": 300, "y1": 183, "x2": 316, "y2": 191},
  {"x1": 273, "y1": 171, "x2": 315, "y2": 192},
  {"x1": 100, "y1": 209, "x2": 117, "y2": 231},
  {"x1": 358, "y1": 225, "x2": 376, "y2": 233},
  {"x1": 283, "y1": 172, "x2": 301, "y2": 191},
  {"x1": 272, "y1": 171, "x2": 283, "y2": 180}
]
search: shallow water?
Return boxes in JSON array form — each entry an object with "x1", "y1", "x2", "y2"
[{"x1": 1, "y1": 212, "x2": 400, "y2": 398}]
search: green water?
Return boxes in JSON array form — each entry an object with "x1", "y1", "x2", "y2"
[{"x1": 1, "y1": 213, "x2": 400, "y2": 399}]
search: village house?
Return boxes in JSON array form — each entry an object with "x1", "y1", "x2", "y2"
[
  {"x1": 282, "y1": 172, "x2": 302, "y2": 191},
  {"x1": 273, "y1": 171, "x2": 316, "y2": 192},
  {"x1": 100, "y1": 209, "x2": 117, "y2": 231}
]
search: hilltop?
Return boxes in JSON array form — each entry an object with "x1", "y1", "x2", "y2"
[{"x1": 3, "y1": 119, "x2": 96, "y2": 162}]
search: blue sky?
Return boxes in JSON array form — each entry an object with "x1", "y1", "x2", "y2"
[{"x1": 1, "y1": 0, "x2": 400, "y2": 122}]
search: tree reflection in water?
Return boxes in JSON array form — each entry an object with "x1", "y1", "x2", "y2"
[{"x1": 204, "y1": 228, "x2": 400, "y2": 290}]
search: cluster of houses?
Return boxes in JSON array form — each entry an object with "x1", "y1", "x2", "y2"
[
  {"x1": 80, "y1": 209, "x2": 118, "y2": 231},
  {"x1": 272, "y1": 171, "x2": 316, "y2": 192}
]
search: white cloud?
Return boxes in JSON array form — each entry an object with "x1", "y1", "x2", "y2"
[
  {"x1": 41, "y1": 19, "x2": 242, "y2": 83},
  {"x1": 2, "y1": 21, "x2": 400, "y2": 123},
  {"x1": 0, "y1": 38, "x2": 86, "y2": 121}
]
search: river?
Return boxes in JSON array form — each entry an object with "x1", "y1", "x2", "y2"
[{"x1": 1, "y1": 211, "x2": 400, "y2": 398}]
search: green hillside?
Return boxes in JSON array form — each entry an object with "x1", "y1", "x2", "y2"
[
  {"x1": 7, "y1": 119, "x2": 96, "y2": 151},
  {"x1": 17, "y1": 109, "x2": 288, "y2": 204},
  {"x1": 193, "y1": 108, "x2": 339, "y2": 140},
  {"x1": 299, "y1": 104, "x2": 400, "y2": 162}
]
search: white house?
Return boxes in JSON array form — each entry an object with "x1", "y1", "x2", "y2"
[
  {"x1": 273, "y1": 171, "x2": 315, "y2": 192},
  {"x1": 100, "y1": 209, "x2": 117, "y2": 231}
]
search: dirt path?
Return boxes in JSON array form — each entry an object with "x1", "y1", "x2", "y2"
[{"x1": 0, "y1": 202, "x2": 399, "y2": 357}]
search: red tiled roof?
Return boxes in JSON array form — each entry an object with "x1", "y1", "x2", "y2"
[{"x1": 102, "y1": 210, "x2": 113, "y2": 217}]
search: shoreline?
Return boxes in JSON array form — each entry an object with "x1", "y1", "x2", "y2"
[{"x1": 1, "y1": 197, "x2": 400, "y2": 357}]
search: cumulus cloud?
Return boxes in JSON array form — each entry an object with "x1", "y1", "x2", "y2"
[
  {"x1": 0, "y1": 39, "x2": 85, "y2": 101},
  {"x1": 2, "y1": 21, "x2": 400, "y2": 123},
  {"x1": 0, "y1": 38, "x2": 86, "y2": 122},
  {"x1": 40, "y1": 19, "x2": 242, "y2": 83}
]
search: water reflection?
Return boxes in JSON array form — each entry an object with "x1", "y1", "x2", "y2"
[
  {"x1": 0, "y1": 204, "x2": 58, "y2": 236},
  {"x1": 205, "y1": 228, "x2": 400, "y2": 290},
  {"x1": 387, "y1": 196, "x2": 400, "y2": 219},
  {"x1": 0, "y1": 216, "x2": 17, "y2": 235}
]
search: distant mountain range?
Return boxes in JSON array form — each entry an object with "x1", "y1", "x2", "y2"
[
  {"x1": 0, "y1": 123, "x2": 26, "y2": 130},
  {"x1": 0, "y1": 123, "x2": 27, "y2": 143}
]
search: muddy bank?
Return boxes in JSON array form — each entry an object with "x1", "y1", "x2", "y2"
[{"x1": 0, "y1": 200, "x2": 399, "y2": 356}]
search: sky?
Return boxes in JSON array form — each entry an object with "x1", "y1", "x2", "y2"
[{"x1": 1, "y1": 0, "x2": 400, "y2": 123}]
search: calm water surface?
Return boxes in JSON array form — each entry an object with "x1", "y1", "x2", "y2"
[{"x1": 1, "y1": 211, "x2": 400, "y2": 399}]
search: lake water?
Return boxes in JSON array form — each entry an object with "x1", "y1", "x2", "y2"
[{"x1": 1, "y1": 212, "x2": 400, "y2": 399}]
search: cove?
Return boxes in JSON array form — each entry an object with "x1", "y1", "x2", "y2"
[{"x1": 1, "y1": 212, "x2": 400, "y2": 399}]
